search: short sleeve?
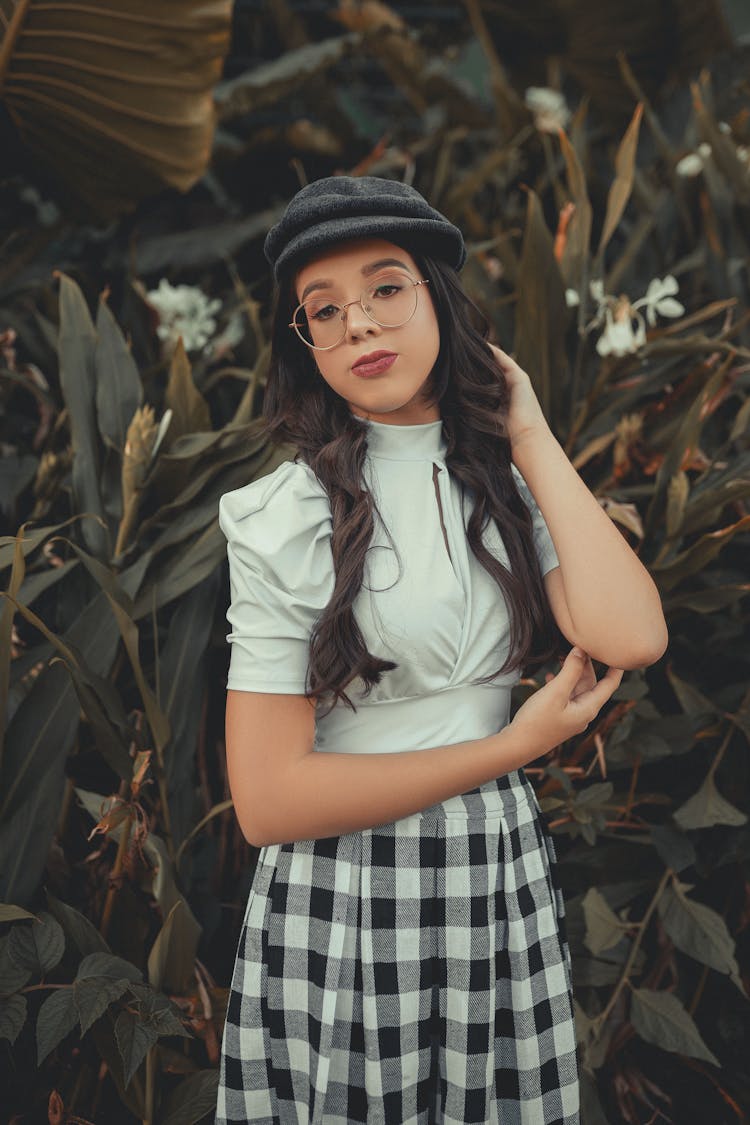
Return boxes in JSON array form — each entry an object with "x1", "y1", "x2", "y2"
[
  {"x1": 511, "y1": 463, "x2": 560, "y2": 576},
  {"x1": 218, "y1": 460, "x2": 334, "y2": 692}
]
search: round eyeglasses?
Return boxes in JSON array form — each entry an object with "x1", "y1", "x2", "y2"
[{"x1": 289, "y1": 271, "x2": 430, "y2": 350}]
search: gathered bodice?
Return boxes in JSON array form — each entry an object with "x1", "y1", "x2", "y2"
[{"x1": 218, "y1": 417, "x2": 559, "y2": 754}]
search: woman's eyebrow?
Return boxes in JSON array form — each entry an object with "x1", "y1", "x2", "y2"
[{"x1": 299, "y1": 259, "x2": 411, "y2": 302}]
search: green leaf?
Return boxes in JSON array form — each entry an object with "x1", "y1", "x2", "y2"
[
  {"x1": 141, "y1": 835, "x2": 201, "y2": 994},
  {"x1": 0, "y1": 904, "x2": 38, "y2": 923},
  {"x1": 543, "y1": 765, "x2": 575, "y2": 794},
  {"x1": 582, "y1": 888, "x2": 625, "y2": 955},
  {"x1": 612, "y1": 674, "x2": 649, "y2": 702},
  {"x1": 37, "y1": 988, "x2": 78, "y2": 1064},
  {"x1": 665, "y1": 470, "x2": 690, "y2": 538},
  {"x1": 630, "y1": 986, "x2": 720, "y2": 1066},
  {"x1": 652, "y1": 515, "x2": 750, "y2": 592},
  {"x1": 0, "y1": 598, "x2": 132, "y2": 783},
  {"x1": 557, "y1": 126, "x2": 592, "y2": 292},
  {"x1": 76, "y1": 550, "x2": 172, "y2": 771},
  {"x1": 127, "y1": 982, "x2": 190, "y2": 1039},
  {"x1": 114, "y1": 1008, "x2": 159, "y2": 1087},
  {"x1": 513, "y1": 188, "x2": 569, "y2": 427},
  {"x1": 575, "y1": 782, "x2": 614, "y2": 807},
  {"x1": 75, "y1": 977, "x2": 132, "y2": 1036},
  {"x1": 674, "y1": 773, "x2": 747, "y2": 830},
  {"x1": 0, "y1": 517, "x2": 86, "y2": 572},
  {"x1": 664, "y1": 667, "x2": 718, "y2": 719},
  {"x1": 45, "y1": 893, "x2": 110, "y2": 957},
  {"x1": 160, "y1": 1069, "x2": 221, "y2": 1125},
  {"x1": 649, "y1": 824, "x2": 696, "y2": 875},
  {"x1": 596, "y1": 103, "x2": 643, "y2": 258},
  {"x1": 76, "y1": 953, "x2": 142, "y2": 983},
  {"x1": 94, "y1": 294, "x2": 143, "y2": 455},
  {"x1": 163, "y1": 339, "x2": 211, "y2": 449},
  {"x1": 0, "y1": 545, "x2": 148, "y2": 904},
  {"x1": 90, "y1": 1011, "x2": 145, "y2": 1119},
  {"x1": 646, "y1": 352, "x2": 733, "y2": 542},
  {"x1": 0, "y1": 993, "x2": 27, "y2": 1044},
  {"x1": 74, "y1": 794, "x2": 201, "y2": 994},
  {"x1": 213, "y1": 34, "x2": 361, "y2": 118},
  {"x1": 8, "y1": 912, "x2": 65, "y2": 975},
  {"x1": 680, "y1": 477, "x2": 750, "y2": 537},
  {"x1": 150, "y1": 1004, "x2": 191, "y2": 1039},
  {"x1": 55, "y1": 272, "x2": 108, "y2": 561},
  {"x1": 658, "y1": 881, "x2": 740, "y2": 978},
  {"x1": 160, "y1": 572, "x2": 222, "y2": 848},
  {"x1": 0, "y1": 936, "x2": 32, "y2": 995},
  {"x1": 147, "y1": 901, "x2": 182, "y2": 992}
]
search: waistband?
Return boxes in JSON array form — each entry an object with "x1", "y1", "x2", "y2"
[{"x1": 313, "y1": 682, "x2": 513, "y2": 756}]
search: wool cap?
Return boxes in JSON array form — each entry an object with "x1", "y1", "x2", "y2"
[{"x1": 264, "y1": 175, "x2": 466, "y2": 282}]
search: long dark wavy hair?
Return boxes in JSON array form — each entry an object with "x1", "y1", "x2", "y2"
[{"x1": 262, "y1": 246, "x2": 566, "y2": 716}]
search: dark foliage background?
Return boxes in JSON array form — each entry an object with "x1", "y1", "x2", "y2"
[{"x1": 1, "y1": 2, "x2": 749, "y2": 1122}]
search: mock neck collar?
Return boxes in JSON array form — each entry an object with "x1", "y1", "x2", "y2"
[{"x1": 362, "y1": 416, "x2": 448, "y2": 462}]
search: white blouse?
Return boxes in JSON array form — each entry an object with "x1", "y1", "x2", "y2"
[{"x1": 218, "y1": 417, "x2": 559, "y2": 755}]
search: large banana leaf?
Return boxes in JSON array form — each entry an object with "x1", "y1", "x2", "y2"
[{"x1": 0, "y1": 0, "x2": 233, "y2": 219}]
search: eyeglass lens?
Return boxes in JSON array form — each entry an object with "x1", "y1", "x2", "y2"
[{"x1": 294, "y1": 270, "x2": 419, "y2": 349}]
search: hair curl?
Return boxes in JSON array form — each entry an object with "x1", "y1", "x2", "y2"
[{"x1": 261, "y1": 249, "x2": 566, "y2": 717}]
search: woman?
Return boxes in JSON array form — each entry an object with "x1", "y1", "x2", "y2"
[{"x1": 215, "y1": 175, "x2": 668, "y2": 1124}]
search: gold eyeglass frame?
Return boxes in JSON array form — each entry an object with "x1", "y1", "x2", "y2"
[{"x1": 289, "y1": 277, "x2": 430, "y2": 351}]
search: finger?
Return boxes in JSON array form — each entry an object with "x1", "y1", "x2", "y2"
[
  {"x1": 571, "y1": 658, "x2": 596, "y2": 696},
  {"x1": 578, "y1": 666, "x2": 624, "y2": 711},
  {"x1": 561, "y1": 647, "x2": 588, "y2": 682}
]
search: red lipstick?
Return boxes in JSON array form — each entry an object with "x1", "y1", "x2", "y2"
[{"x1": 352, "y1": 350, "x2": 397, "y2": 378}]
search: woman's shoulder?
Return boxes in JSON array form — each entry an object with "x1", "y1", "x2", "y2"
[{"x1": 219, "y1": 457, "x2": 328, "y2": 523}]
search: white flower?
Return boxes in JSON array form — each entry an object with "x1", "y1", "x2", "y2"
[
  {"x1": 588, "y1": 275, "x2": 685, "y2": 357},
  {"x1": 565, "y1": 288, "x2": 580, "y2": 308},
  {"x1": 596, "y1": 301, "x2": 646, "y2": 357},
  {"x1": 632, "y1": 275, "x2": 685, "y2": 327},
  {"x1": 589, "y1": 279, "x2": 606, "y2": 305},
  {"x1": 676, "y1": 144, "x2": 712, "y2": 178},
  {"x1": 524, "y1": 86, "x2": 571, "y2": 134},
  {"x1": 676, "y1": 152, "x2": 705, "y2": 178},
  {"x1": 146, "y1": 278, "x2": 222, "y2": 353}
]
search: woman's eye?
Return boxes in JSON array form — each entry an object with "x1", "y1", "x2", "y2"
[
  {"x1": 373, "y1": 284, "x2": 400, "y2": 298},
  {"x1": 310, "y1": 304, "x2": 338, "y2": 320}
]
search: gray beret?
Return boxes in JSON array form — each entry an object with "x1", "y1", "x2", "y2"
[{"x1": 264, "y1": 175, "x2": 466, "y2": 282}]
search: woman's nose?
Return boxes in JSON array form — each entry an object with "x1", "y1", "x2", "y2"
[{"x1": 345, "y1": 299, "x2": 380, "y2": 338}]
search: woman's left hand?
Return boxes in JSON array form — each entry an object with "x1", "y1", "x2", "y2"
[{"x1": 488, "y1": 343, "x2": 550, "y2": 450}]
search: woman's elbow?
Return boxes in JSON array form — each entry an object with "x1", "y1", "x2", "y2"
[
  {"x1": 622, "y1": 620, "x2": 669, "y2": 669},
  {"x1": 586, "y1": 618, "x2": 669, "y2": 669},
  {"x1": 232, "y1": 801, "x2": 269, "y2": 849}
]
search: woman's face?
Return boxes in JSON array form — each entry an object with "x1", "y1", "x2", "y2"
[{"x1": 292, "y1": 237, "x2": 441, "y2": 425}]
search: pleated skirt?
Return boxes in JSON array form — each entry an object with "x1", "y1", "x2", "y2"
[{"x1": 215, "y1": 769, "x2": 579, "y2": 1125}]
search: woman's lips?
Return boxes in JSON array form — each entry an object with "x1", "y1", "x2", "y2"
[{"x1": 352, "y1": 354, "x2": 397, "y2": 378}]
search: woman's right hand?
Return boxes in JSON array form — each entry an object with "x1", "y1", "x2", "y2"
[{"x1": 510, "y1": 646, "x2": 624, "y2": 759}]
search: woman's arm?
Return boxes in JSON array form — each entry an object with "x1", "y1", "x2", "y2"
[
  {"x1": 226, "y1": 647, "x2": 622, "y2": 847},
  {"x1": 488, "y1": 344, "x2": 668, "y2": 670}
]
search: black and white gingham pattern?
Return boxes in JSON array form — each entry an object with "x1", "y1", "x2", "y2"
[{"x1": 216, "y1": 770, "x2": 579, "y2": 1124}]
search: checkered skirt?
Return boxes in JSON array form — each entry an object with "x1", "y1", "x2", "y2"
[{"x1": 216, "y1": 769, "x2": 579, "y2": 1124}]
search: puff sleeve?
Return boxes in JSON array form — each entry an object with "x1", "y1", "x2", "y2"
[
  {"x1": 218, "y1": 460, "x2": 335, "y2": 692},
  {"x1": 511, "y1": 463, "x2": 560, "y2": 576}
]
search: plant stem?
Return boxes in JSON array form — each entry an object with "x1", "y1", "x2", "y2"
[
  {"x1": 143, "y1": 1047, "x2": 155, "y2": 1125},
  {"x1": 100, "y1": 811, "x2": 134, "y2": 941},
  {"x1": 593, "y1": 866, "x2": 672, "y2": 1037}
]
